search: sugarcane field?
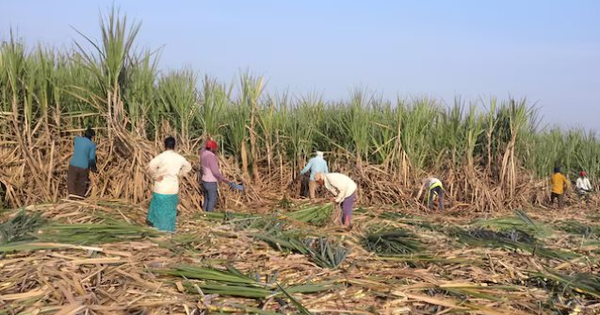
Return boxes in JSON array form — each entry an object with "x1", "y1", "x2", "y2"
[{"x1": 2, "y1": 4, "x2": 600, "y2": 315}]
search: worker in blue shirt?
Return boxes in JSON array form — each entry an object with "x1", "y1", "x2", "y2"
[
  {"x1": 67, "y1": 127, "x2": 97, "y2": 198},
  {"x1": 300, "y1": 151, "x2": 329, "y2": 199}
]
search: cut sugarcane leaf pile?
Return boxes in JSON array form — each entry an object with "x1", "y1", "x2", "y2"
[
  {"x1": 472, "y1": 209, "x2": 553, "y2": 238},
  {"x1": 0, "y1": 210, "x2": 46, "y2": 244},
  {"x1": 231, "y1": 215, "x2": 287, "y2": 235},
  {"x1": 36, "y1": 221, "x2": 164, "y2": 245},
  {"x1": 256, "y1": 232, "x2": 349, "y2": 269},
  {"x1": 156, "y1": 265, "x2": 333, "y2": 300},
  {"x1": 452, "y1": 227, "x2": 579, "y2": 260},
  {"x1": 198, "y1": 211, "x2": 258, "y2": 222},
  {"x1": 529, "y1": 270, "x2": 600, "y2": 299},
  {"x1": 556, "y1": 220, "x2": 600, "y2": 238},
  {"x1": 363, "y1": 227, "x2": 423, "y2": 255},
  {"x1": 286, "y1": 203, "x2": 334, "y2": 227}
]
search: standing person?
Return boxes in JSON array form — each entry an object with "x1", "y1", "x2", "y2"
[
  {"x1": 147, "y1": 136, "x2": 192, "y2": 232},
  {"x1": 200, "y1": 139, "x2": 230, "y2": 212},
  {"x1": 67, "y1": 127, "x2": 97, "y2": 198},
  {"x1": 300, "y1": 151, "x2": 329, "y2": 199},
  {"x1": 550, "y1": 167, "x2": 569, "y2": 208},
  {"x1": 416, "y1": 177, "x2": 444, "y2": 211},
  {"x1": 314, "y1": 172, "x2": 357, "y2": 228},
  {"x1": 576, "y1": 171, "x2": 592, "y2": 204}
]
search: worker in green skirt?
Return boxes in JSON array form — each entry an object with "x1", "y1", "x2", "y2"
[{"x1": 146, "y1": 137, "x2": 192, "y2": 232}]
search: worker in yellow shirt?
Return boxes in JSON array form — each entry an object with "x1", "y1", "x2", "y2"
[{"x1": 550, "y1": 167, "x2": 569, "y2": 208}]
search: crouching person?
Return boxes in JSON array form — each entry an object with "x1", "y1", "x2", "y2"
[
  {"x1": 417, "y1": 177, "x2": 445, "y2": 211},
  {"x1": 314, "y1": 172, "x2": 357, "y2": 228}
]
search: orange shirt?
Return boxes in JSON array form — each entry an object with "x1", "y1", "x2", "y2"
[{"x1": 551, "y1": 173, "x2": 569, "y2": 194}]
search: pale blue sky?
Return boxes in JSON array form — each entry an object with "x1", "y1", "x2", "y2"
[{"x1": 1, "y1": 1, "x2": 599, "y2": 130}]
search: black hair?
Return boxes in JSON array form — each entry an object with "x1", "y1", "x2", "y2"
[
  {"x1": 554, "y1": 167, "x2": 560, "y2": 173},
  {"x1": 164, "y1": 136, "x2": 176, "y2": 150},
  {"x1": 84, "y1": 127, "x2": 95, "y2": 139}
]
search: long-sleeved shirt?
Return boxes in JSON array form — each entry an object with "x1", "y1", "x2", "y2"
[
  {"x1": 321, "y1": 173, "x2": 357, "y2": 203},
  {"x1": 201, "y1": 149, "x2": 227, "y2": 183},
  {"x1": 70, "y1": 136, "x2": 96, "y2": 169},
  {"x1": 551, "y1": 173, "x2": 569, "y2": 194},
  {"x1": 300, "y1": 156, "x2": 329, "y2": 181},
  {"x1": 576, "y1": 177, "x2": 592, "y2": 192},
  {"x1": 148, "y1": 150, "x2": 192, "y2": 195}
]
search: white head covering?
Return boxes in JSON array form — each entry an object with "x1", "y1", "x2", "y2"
[{"x1": 316, "y1": 151, "x2": 324, "y2": 157}]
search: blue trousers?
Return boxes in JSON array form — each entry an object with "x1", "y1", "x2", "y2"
[{"x1": 202, "y1": 181, "x2": 219, "y2": 212}]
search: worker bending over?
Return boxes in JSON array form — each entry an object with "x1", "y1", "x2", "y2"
[
  {"x1": 314, "y1": 172, "x2": 357, "y2": 228},
  {"x1": 417, "y1": 177, "x2": 444, "y2": 211},
  {"x1": 576, "y1": 171, "x2": 592, "y2": 204}
]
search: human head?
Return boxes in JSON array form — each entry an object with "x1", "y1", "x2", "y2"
[
  {"x1": 84, "y1": 127, "x2": 95, "y2": 139},
  {"x1": 580, "y1": 171, "x2": 587, "y2": 177},
  {"x1": 206, "y1": 140, "x2": 218, "y2": 152},
  {"x1": 316, "y1": 151, "x2": 324, "y2": 158},
  {"x1": 314, "y1": 172, "x2": 325, "y2": 186},
  {"x1": 164, "y1": 136, "x2": 176, "y2": 150},
  {"x1": 554, "y1": 167, "x2": 560, "y2": 173}
]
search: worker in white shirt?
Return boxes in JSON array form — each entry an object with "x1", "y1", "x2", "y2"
[
  {"x1": 146, "y1": 136, "x2": 192, "y2": 232},
  {"x1": 576, "y1": 171, "x2": 592, "y2": 204},
  {"x1": 416, "y1": 177, "x2": 444, "y2": 211},
  {"x1": 314, "y1": 172, "x2": 357, "y2": 228}
]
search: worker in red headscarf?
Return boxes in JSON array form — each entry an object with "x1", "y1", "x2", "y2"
[
  {"x1": 576, "y1": 171, "x2": 592, "y2": 204},
  {"x1": 200, "y1": 138, "x2": 230, "y2": 212}
]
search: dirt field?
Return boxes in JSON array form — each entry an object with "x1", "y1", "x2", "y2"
[{"x1": 1, "y1": 199, "x2": 599, "y2": 315}]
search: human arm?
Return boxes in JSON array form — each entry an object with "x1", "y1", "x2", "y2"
[
  {"x1": 300, "y1": 160, "x2": 312, "y2": 175},
  {"x1": 180, "y1": 158, "x2": 192, "y2": 175},
  {"x1": 89, "y1": 143, "x2": 98, "y2": 172},
  {"x1": 563, "y1": 175, "x2": 570, "y2": 191},
  {"x1": 147, "y1": 155, "x2": 161, "y2": 179},
  {"x1": 587, "y1": 178, "x2": 592, "y2": 191},
  {"x1": 416, "y1": 182, "x2": 426, "y2": 200},
  {"x1": 332, "y1": 179, "x2": 347, "y2": 203},
  {"x1": 334, "y1": 186, "x2": 346, "y2": 203}
]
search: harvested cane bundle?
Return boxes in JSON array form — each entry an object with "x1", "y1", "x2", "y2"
[
  {"x1": 256, "y1": 232, "x2": 349, "y2": 269},
  {"x1": 286, "y1": 204, "x2": 334, "y2": 227},
  {"x1": 556, "y1": 220, "x2": 600, "y2": 238},
  {"x1": 36, "y1": 221, "x2": 163, "y2": 245},
  {"x1": 0, "y1": 210, "x2": 46, "y2": 244},
  {"x1": 473, "y1": 209, "x2": 552, "y2": 238},
  {"x1": 453, "y1": 227, "x2": 578, "y2": 261},
  {"x1": 199, "y1": 211, "x2": 258, "y2": 222},
  {"x1": 363, "y1": 228, "x2": 423, "y2": 255},
  {"x1": 232, "y1": 215, "x2": 286, "y2": 235},
  {"x1": 302, "y1": 236, "x2": 349, "y2": 269},
  {"x1": 529, "y1": 270, "x2": 600, "y2": 299},
  {"x1": 156, "y1": 265, "x2": 333, "y2": 299}
]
